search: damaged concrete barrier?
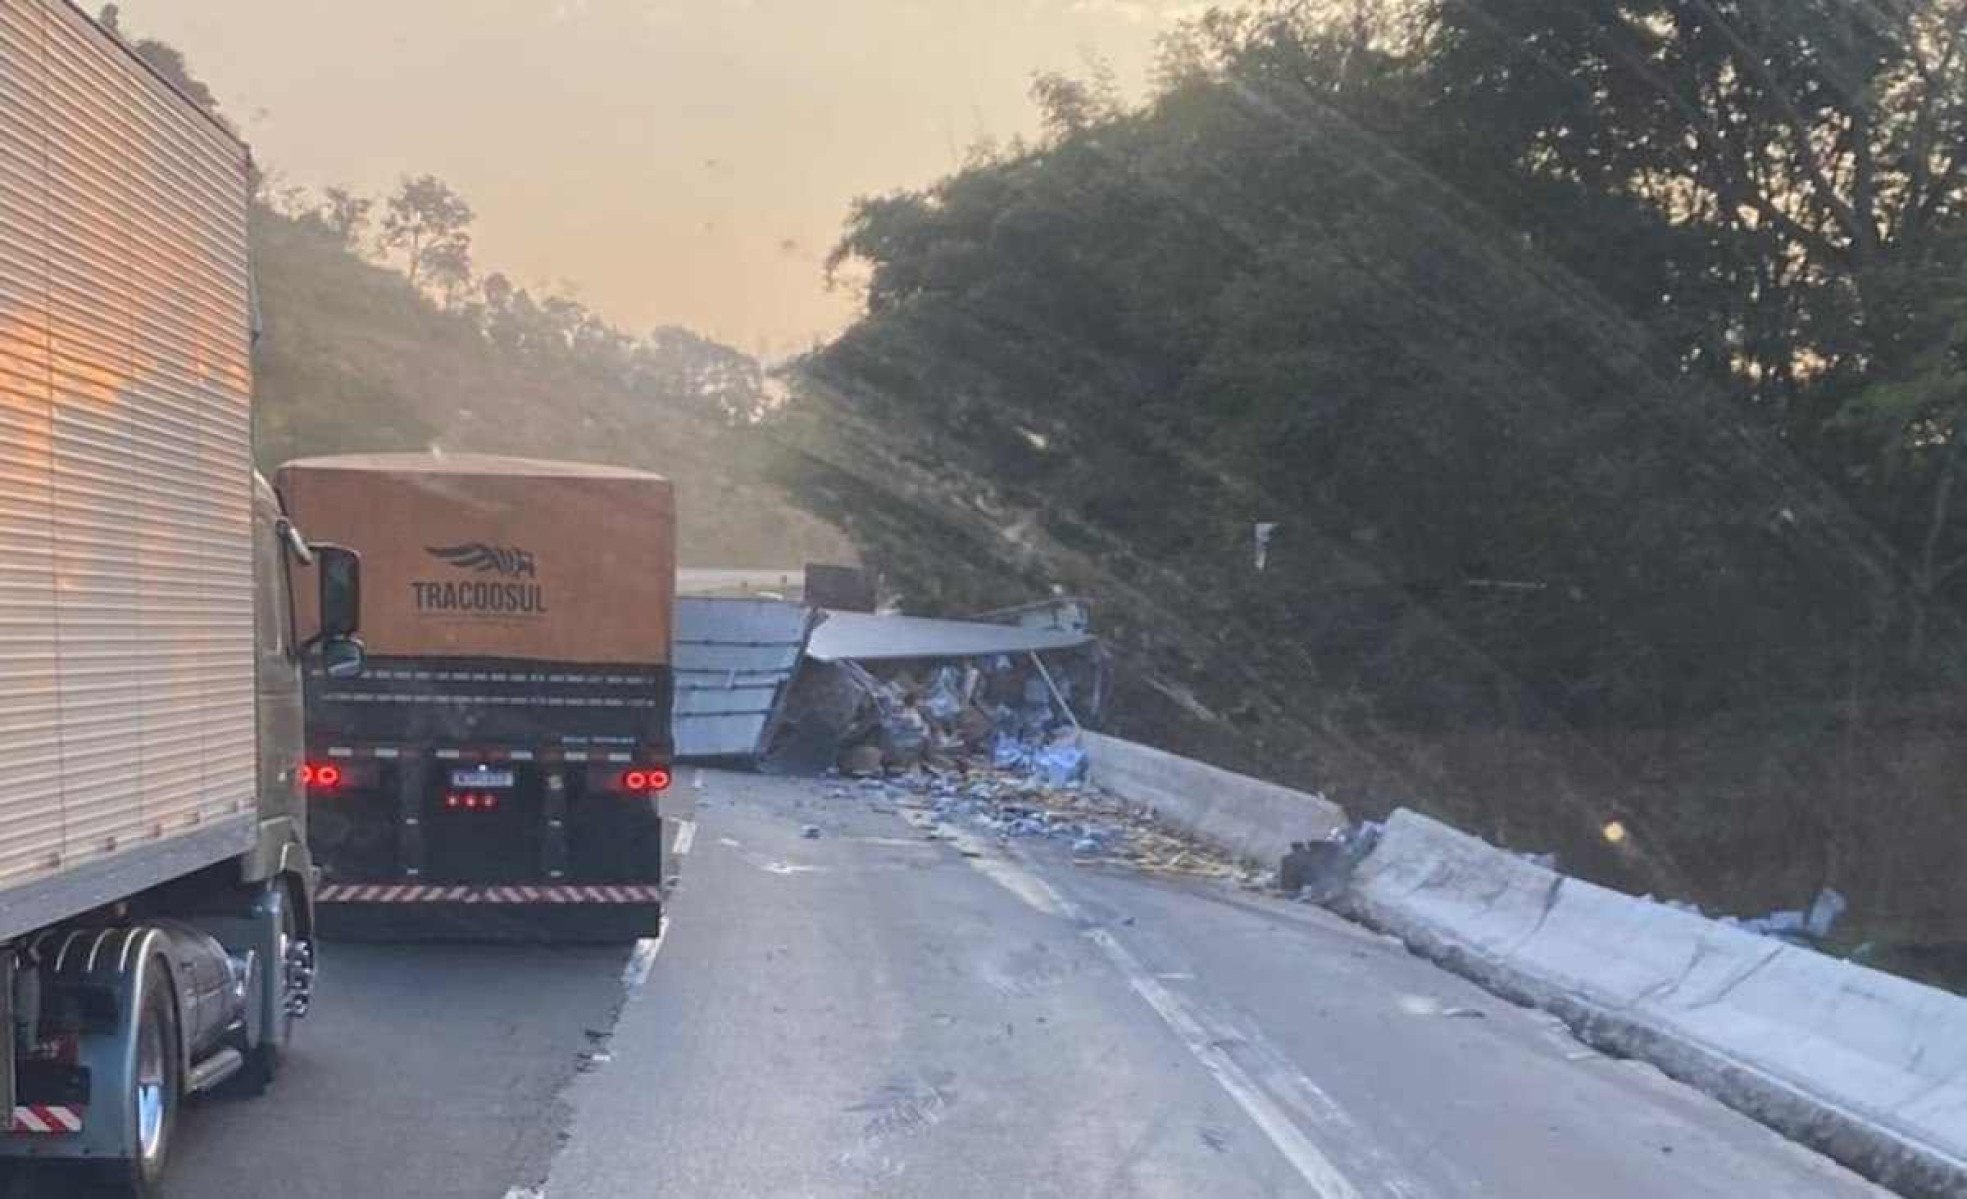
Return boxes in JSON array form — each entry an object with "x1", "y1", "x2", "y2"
[
  {"x1": 1340, "y1": 809, "x2": 1967, "y2": 1199},
  {"x1": 1080, "y1": 733, "x2": 1346, "y2": 866}
]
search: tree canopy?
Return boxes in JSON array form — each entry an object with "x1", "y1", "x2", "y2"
[{"x1": 784, "y1": 0, "x2": 1967, "y2": 949}]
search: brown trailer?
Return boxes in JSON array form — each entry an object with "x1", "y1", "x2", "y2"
[{"x1": 276, "y1": 453, "x2": 677, "y2": 940}]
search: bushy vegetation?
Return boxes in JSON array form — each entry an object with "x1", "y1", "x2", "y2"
[
  {"x1": 784, "y1": 0, "x2": 1967, "y2": 952},
  {"x1": 248, "y1": 198, "x2": 848, "y2": 567},
  {"x1": 113, "y1": 7, "x2": 849, "y2": 568}
]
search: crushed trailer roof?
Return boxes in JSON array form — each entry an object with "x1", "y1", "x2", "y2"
[{"x1": 804, "y1": 610, "x2": 1093, "y2": 663}]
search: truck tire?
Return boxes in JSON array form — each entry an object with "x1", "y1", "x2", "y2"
[
  {"x1": 235, "y1": 891, "x2": 299, "y2": 1095},
  {"x1": 100, "y1": 958, "x2": 181, "y2": 1198}
]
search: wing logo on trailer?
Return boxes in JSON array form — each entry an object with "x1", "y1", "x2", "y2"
[
  {"x1": 426, "y1": 543, "x2": 537, "y2": 577},
  {"x1": 412, "y1": 544, "x2": 548, "y2": 617}
]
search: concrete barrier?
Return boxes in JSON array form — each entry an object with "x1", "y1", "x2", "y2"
[
  {"x1": 1080, "y1": 732, "x2": 1347, "y2": 864},
  {"x1": 1342, "y1": 809, "x2": 1967, "y2": 1199}
]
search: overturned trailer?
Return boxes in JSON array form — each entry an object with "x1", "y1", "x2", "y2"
[
  {"x1": 671, "y1": 597, "x2": 815, "y2": 761},
  {"x1": 766, "y1": 610, "x2": 1105, "y2": 775}
]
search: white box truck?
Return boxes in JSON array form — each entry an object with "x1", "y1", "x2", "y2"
[{"x1": 0, "y1": 1, "x2": 363, "y2": 1192}]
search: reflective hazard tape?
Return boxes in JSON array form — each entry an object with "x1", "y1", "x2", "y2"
[
  {"x1": 10, "y1": 1106, "x2": 84, "y2": 1134},
  {"x1": 318, "y1": 884, "x2": 661, "y2": 904}
]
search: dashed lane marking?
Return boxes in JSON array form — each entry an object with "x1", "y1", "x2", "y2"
[
  {"x1": 937, "y1": 823, "x2": 1417, "y2": 1199},
  {"x1": 622, "y1": 926, "x2": 667, "y2": 990}
]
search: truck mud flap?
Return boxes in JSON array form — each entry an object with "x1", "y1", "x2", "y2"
[{"x1": 316, "y1": 885, "x2": 662, "y2": 944}]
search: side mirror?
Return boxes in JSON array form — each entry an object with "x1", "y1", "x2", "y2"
[
  {"x1": 316, "y1": 545, "x2": 361, "y2": 639},
  {"x1": 322, "y1": 636, "x2": 366, "y2": 680}
]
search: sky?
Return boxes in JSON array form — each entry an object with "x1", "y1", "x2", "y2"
[{"x1": 124, "y1": 1, "x2": 1205, "y2": 357}]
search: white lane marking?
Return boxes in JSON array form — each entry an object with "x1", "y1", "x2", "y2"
[
  {"x1": 718, "y1": 837, "x2": 742, "y2": 848},
  {"x1": 692, "y1": 768, "x2": 705, "y2": 789},
  {"x1": 671, "y1": 819, "x2": 698, "y2": 857},
  {"x1": 621, "y1": 927, "x2": 667, "y2": 990},
  {"x1": 761, "y1": 860, "x2": 822, "y2": 875},
  {"x1": 945, "y1": 828, "x2": 1067, "y2": 916},
  {"x1": 1088, "y1": 927, "x2": 1366, "y2": 1199},
  {"x1": 941, "y1": 825, "x2": 1385, "y2": 1199}
]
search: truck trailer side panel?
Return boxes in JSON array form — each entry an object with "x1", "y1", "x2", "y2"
[{"x1": 0, "y1": 0, "x2": 257, "y2": 941}]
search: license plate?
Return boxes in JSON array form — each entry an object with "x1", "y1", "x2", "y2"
[{"x1": 451, "y1": 768, "x2": 515, "y2": 789}]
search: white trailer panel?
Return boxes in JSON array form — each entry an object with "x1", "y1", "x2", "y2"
[{"x1": 0, "y1": 0, "x2": 255, "y2": 921}]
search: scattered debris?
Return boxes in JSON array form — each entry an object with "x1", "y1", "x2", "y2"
[
  {"x1": 841, "y1": 744, "x2": 885, "y2": 777},
  {"x1": 1649, "y1": 884, "x2": 1850, "y2": 949},
  {"x1": 1287, "y1": 822, "x2": 1381, "y2": 904},
  {"x1": 1280, "y1": 836, "x2": 1350, "y2": 901},
  {"x1": 823, "y1": 761, "x2": 1249, "y2": 881},
  {"x1": 802, "y1": 824, "x2": 822, "y2": 839},
  {"x1": 1440, "y1": 1006, "x2": 1487, "y2": 1020}
]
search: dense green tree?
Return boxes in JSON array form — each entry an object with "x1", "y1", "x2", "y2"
[
  {"x1": 380, "y1": 175, "x2": 474, "y2": 297},
  {"x1": 318, "y1": 187, "x2": 374, "y2": 251},
  {"x1": 788, "y1": 0, "x2": 1967, "y2": 942}
]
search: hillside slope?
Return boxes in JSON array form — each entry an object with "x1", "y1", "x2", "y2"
[
  {"x1": 251, "y1": 207, "x2": 851, "y2": 568},
  {"x1": 781, "y1": 13, "x2": 1967, "y2": 961}
]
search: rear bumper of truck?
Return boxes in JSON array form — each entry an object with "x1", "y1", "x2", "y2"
[
  {"x1": 318, "y1": 883, "x2": 662, "y2": 904},
  {"x1": 316, "y1": 884, "x2": 662, "y2": 943},
  {"x1": 306, "y1": 741, "x2": 668, "y2": 943}
]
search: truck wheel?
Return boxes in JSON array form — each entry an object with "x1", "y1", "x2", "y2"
[
  {"x1": 237, "y1": 889, "x2": 301, "y2": 1095},
  {"x1": 102, "y1": 959, "x2": 181, "y2": 1197}
]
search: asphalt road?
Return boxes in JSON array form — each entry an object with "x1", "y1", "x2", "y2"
[{"x1": 101, "y1": 770, "x2": 1895, "y2": 1197}]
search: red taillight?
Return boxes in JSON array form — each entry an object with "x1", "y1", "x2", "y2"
[
  {"x1": 617, "y1": 767, "x2": 672, "y2": 793},
  {"x1": 302, "y1": 762, "x2": 342, "y2": 791}
]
